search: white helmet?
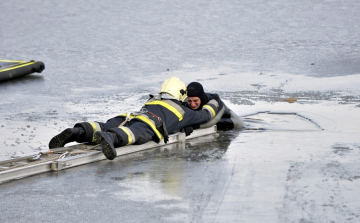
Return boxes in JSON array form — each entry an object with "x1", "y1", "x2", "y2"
[{"x1": 159, "y1": 76, "x2": 187, "y2": 101}]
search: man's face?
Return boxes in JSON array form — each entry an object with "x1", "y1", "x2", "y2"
[{"x1": 187, "y1": 97, "x2": 201, "y2": 110}]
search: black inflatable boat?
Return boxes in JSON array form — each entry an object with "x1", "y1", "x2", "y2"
[{"x1": 0, "y1": 60, "x2": 45, "y2": 82}]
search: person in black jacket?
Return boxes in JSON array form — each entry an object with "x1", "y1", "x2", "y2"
[
  {"x1": 184, "y1": 82, "x2": 245, "y2": 130},
  {"x1": 49, "y1": 77, "x2": 222, "y2": 160}
]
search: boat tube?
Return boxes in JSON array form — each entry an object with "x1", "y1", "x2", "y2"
[{"x1": 0, "y1": 60, "x2": 45, "y2": 82}]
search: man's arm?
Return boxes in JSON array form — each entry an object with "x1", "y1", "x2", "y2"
[{"x1": 207, "y1": 93, "x2": 245, "y2": 130}]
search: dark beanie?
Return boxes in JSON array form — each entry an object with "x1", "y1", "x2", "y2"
[{"x1": 187, "y1": 82, "x2": 208, "y2": 109}]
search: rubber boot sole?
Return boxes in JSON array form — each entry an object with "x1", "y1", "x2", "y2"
[
  {"x1": 94, "y1": 131, "x2": 117, "y2": 160},
  {"x1": 49, "y1": 128, "x2": 74, "y2": 149}
]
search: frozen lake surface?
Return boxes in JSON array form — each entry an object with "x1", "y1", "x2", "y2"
[{"x1": 1, "y1": 0, "x2": 360, "y2": 222}]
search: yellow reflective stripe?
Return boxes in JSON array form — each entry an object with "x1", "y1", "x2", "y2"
[
  {"x1": 0, "y1": 60, "x2": 27, "y2": 62},
  {"x1": 119, "y1": 127, "x2": 133, "y2": 145},
  {"x1": 118, "y1": 114, "x2": 163, "y2": 141},
  {"x1": 89, "y1": 122, "x2": 100, "y2": 143},
  {"x1": 145, "y1": 101, "x2": 183, "y2": 121},
  {"x1": 0, "y1": 61, "x2": 36, "y2": 72},
  {"x1": 132, "y1": 115, "x2": 163, "y2": 140},
  {"x1": 89, "y1": 122, "x2": 100, "y2": 132},
  {"x1": 203, "y1": 105, "x2": 216, "y2": 118}
]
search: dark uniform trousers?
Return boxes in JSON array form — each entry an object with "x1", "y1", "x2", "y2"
[{"x1": 74, "y1": 117, "x2": 155, "y2": 147}]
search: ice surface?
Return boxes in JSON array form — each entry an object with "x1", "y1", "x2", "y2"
[{"x1": 1, "y1": 0, "x2": 360, "y2": 222}]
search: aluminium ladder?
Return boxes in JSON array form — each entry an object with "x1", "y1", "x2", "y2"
[{"x1": 0, "y1": 126, "x2": 217, "y2": 183}]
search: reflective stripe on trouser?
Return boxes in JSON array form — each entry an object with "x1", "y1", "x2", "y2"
[
  {"x1": 109, "y1": 120, "x2": 155, "y2": 147},
  {"x1": 75, "y1": 116, "x2": 156, "y2": 146},
  {"x1": 117, "y1": 126, "x2": 135, "y2": 146},
  {"x1": 74, "y1": 121, "x2": 102, "y2": 143},
  {"x1": 118, "y1": 113, "x2": 163, "y2": 142},
  {"x1": 89, "y1": 122, "x2": 102, "y2": 143}
]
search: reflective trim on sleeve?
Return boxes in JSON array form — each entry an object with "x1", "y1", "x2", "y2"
[
  {"x1": 199, "y1": 105, "x2": 225, "y2": 129},
  {"x1": 202, "y1": 105, "x2": 216, "y2": 118}
]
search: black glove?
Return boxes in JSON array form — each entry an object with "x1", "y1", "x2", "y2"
[{"x1": 181, "y1": 126, "x2": 193, "y2": 136}]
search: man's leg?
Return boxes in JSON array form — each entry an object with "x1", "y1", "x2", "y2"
[
  {"x1": 48, "y1": 116, "x2": 126, "y2": 149},
  {"x1": 96, "y1": 120, "x2": 155, "y2": 160},
  {"x1": 48, "y1": 127, "x2": 86, "y2": 149}
]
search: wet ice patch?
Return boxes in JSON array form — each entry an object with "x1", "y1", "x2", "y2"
[
  {"x1": 150, "y1": 67, "x2": 360, "y2": 97},
  {"x1": 331, "y1": 143, "x2": 359, "y2": 156},
  {"x1": 280, "y1": 153, "x2": 360, "y2": 222},
  {"x1": 10, "y1": 151, "x2": 25, "y2": 158},
  {"x1": 70, "y1": 85, "x2": 120, "y2": 93}
]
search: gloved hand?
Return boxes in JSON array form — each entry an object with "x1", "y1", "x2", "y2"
[{"x1": 181, "y1": 126, "x2": 193, "y2": 136}]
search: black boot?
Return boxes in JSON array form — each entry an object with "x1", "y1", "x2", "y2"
[
  {"x1": 94, "y1": 131, "x2": 121, "y2": 160},
  {"x1": 49, "y1": 127, "x2": 85, "y2": 149}
]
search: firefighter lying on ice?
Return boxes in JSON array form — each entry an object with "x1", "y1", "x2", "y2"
[{"x1": 49, "y1": 76, "x2": 223, "y2": 160}]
